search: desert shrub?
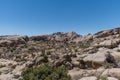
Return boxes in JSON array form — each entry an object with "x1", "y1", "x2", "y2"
[
  {"x1": 97, "y1": 76, "x2": 107, "y2": 80},
  {"x1": 20, "y1": 63, "x2": 71, "y2": 80},
  {"x1": 43, "y1": 55, "x2": 48, "y2": 62},
  {"x1": 104, "y1": 63, "x2": 114, "y2": 69},
  {"x1": 0, "y1": 64, "x2": 6, "y2": 68},
  {"x1": 117, "y1": 49, "x2": 120, "y2": 52}
]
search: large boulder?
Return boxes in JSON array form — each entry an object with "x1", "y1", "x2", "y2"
[
  {"x1": 71, "y1": 60, "x2": 80, "y2": 67},
  {"x1": 83, "y1": 49, "x2": 118, "y2": 68},
  {"x1": 83, "y1": 52, "x2": 106, "y2": 68},
  {"x1": 98, "y1": 39, "x2": 120, "y2": 48},
  {"x1": 68, "y1": 68, "x2": 104, "y2": 80},
  {"x1": 107, "y1": 77, "x2": 118, "y2": 80},
  {"x1": 79, "y1": 76, "x2": 97, "y2": 80},
  {"x1": 102, "y1": 68, "x2": 120, "y2": 79}
]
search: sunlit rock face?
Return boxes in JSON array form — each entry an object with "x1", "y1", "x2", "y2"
[{"x1": 0, "y1": 28, "x2": 120, "y2": 80}]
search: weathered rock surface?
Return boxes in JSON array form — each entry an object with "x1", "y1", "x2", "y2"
[
  {"x1": 102, "y1": 68, "x2": 120, "y2": 79},
  {"x1": 94, "y1": 27, "x2": 120, "y2": 38},
  {"x1": 107, "y1": 77, "x2": 118, "y2": 80},
  {"x1": 79, "y1": 76, "x2": 97, "y2": 80},
  {"x1": 0, "y1": 35, "x2": 29, "y2": 47},
  {"x1": 68, "y1": 68, "x2": 104, "y2": 80},
  {"x1": 0, "y1": 28, "x2": 120, "y2": 80},
  {"x1": 30, "y1": 32, "x2": 83, "y2": 42},
  {"x1": 94, "y1": 39, "x2": 120, "y2": 48}
]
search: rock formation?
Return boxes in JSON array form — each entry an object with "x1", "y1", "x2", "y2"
[{"x1": 0, "y1": 28, "x2": 120, "y2": 80}]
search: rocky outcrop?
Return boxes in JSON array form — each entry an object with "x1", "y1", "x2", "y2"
[
  {"x1": 94, "y1": 27, "x2": 120, "y2": 38},
  {"x1": 30, "y1": 32, "x2": 82, "y2": 42},
  {"x1": 0, "y1": 28, "x2": 120, "y2": 80},
  {"x1": 82, "y1": 48, "x2": 120, "y2": 69},
  {"x1": 29, "y1": 35, "x2": 49, "y2": 41},
  {"x1": 94, "y1": 39, "x2": 120, "y2": 49},
  {"x1": 0, "y1": 35, "x2": 29, "y2": 47}
]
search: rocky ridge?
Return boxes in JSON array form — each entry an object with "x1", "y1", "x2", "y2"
[{"x1": 0, "y1": 28, "x2": 120, "y2": 80}]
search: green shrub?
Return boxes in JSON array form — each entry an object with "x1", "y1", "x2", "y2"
[
  {"x1": 20, "y1": 63, "x2": 71, "y2": 80},
  {"x1": 0, "y1": 64, "x2": 6, "y2": 68},
  {"x1": 117, "y1": 49, "x2": 120, "y2": 52},
  {"x1": 97, "y1": 76, "x2": 107, "y2": 80}
]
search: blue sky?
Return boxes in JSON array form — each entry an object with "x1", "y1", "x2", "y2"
[{"x1": 0, "y1": 0, "x2": 120, "y2": 36}]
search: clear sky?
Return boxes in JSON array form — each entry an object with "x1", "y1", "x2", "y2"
[{"x1": 0, "y1": 0, "x2": 120, "y2": 36}]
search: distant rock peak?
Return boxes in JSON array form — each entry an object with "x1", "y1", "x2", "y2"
[{"x1": 94, "y1": 27, "x2": 120, "y2": 38}]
